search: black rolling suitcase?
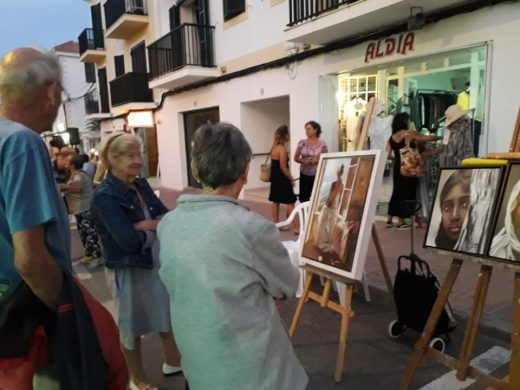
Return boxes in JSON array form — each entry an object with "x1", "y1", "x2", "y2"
[{"x1": 387, "y1": 203, "x2": 456, "y2": 351}]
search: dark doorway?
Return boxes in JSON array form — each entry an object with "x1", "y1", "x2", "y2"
[{"x1": 183, "y1": 107, "x2": 219, "y2": 188}]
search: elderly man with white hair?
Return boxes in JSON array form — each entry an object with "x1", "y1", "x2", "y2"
[
  {"x1": 0, "y1": 48, "x2": 73, "y2": 387},
  {"x1": 0, "y1": 47, "x2": 70, "y2": 306}
]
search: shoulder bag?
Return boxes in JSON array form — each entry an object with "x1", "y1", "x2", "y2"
[
  {"x1": 260, "y1": 150, "x2": 272, "y2": 182},
  {"x1": 399, "y1": 132, "x2": 424, "y2": 177}
]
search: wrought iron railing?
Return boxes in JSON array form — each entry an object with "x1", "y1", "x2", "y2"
[
  {"x1": 148, "y1": 23, "x2": 215, "y2": 80},
  {"x1": 104, "y1": 0, "x2": 147, "y2": 30},
  {"x1": 109, "y1": 72, "x2": 153, "y2": 107},
  {"x1": 84, "y1": 90, "x2": 100, "y2": 114},
  {"x1": 78, "y1": 28, "x2": 105, "y2": 56},
  {"x1": 288, "y1": 0, "x2": 361, "y2": 26}
]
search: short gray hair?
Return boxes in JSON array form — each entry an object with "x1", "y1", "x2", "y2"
[
  {"x1": 0, "y1": 49, "x2": 62, "y2": 100},
  {"x1": 191, "y1": 122, "x2": 252, "y2": 189}
]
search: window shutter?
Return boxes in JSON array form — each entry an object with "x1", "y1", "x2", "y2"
[
  {"x1": 223, "y1": 0, "x2": 245, "y2": 21},
  {"x1": 84, "y1": 63, "x2": 96, "y2": 84},
  {"x1": 114, "y1": 55, "x2": 125, "y2": 77},
  {"x1": 131, "y1": 41, "x2": 147, "y2": 74}
]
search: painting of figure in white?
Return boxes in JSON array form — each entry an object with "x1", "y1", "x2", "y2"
[
  {"x1": 301, "y1": 151, "x2": 385, "y2": 281},
  {"x1": 489, "y1": 163, "x2": 520, "y2": 263}
]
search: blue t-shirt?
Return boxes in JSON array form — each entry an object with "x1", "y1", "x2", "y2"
[{"x1": 0, "y1": 119, "x2": 71, "y2": 283}]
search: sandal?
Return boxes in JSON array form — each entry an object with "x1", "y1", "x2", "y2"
[
  {"x1": 386, "y1": 222, "x2": 393, "y2": 228},
  {"x1": 129, "y1": 379, "x2": 158, "y2": 390},
  {"x1": 396, "y1": 223, "x2": 411, "y2": 230}
]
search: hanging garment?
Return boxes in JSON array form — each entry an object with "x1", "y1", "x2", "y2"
[
  {"x1": 343, "y1": 97, "x2": 367, "y2": 151},
  {"x1": 409, "y1": 91, "x2": 425, "y2": 130},
  {"x1": 369, "y1": 114, "x2": 393, "y2": 151},
  {"x1": 457, "y1": 91, "x2": 470, "y2": 110},
  {"x1": 440, "y1": 117, "x2": 474, "y2": 167}
]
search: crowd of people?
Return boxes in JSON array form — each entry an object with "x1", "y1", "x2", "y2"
[
  {"x1": 0, "y1": 45, "x2": 480, "y2": 390},
  {"x1": 0, "y1": 47, "x2": 307, "y2": 390}
]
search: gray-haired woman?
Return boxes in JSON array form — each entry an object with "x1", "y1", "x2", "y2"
[
  {"x1": 158, "y1": 123, "x2": 307, "y2": 390},
  {"x1": 90, "y1": 134, "x2": 181, "y2": 390}
]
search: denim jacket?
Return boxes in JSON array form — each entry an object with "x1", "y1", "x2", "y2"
[{"x1": 90, "y1": 171, "x2": 168, "y2": 269}]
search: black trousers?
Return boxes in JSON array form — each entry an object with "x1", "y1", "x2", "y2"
[{"x1": 299, "y1": 173, "x2": 316, "y2": 203}]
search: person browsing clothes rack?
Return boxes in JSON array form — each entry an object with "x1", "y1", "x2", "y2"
[{"x1": 386, "y1": 112, "x2": 441, "y2": 230}]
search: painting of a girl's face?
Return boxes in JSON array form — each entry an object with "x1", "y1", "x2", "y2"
[
  {"x1": 425, "y1": 167, "x2": 502, "y2": 257},
  {"x1": 441, "y1": 183, "x2": 470, "y2": 241}
]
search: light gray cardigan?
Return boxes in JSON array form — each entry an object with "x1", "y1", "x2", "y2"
[{"x1": 158, "y1": 194, "x2": 308, "y2": 390}]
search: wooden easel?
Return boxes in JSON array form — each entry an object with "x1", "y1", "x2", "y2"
[
  {"x1": 288, "y1": 98, "x2": 396, "y2": 382},
  {"x1": 289, "y1": 264, "x2": 356, "y2": 382},
  {"x1": 400, "y1": 256, "x2": 520, "y2": 390}
]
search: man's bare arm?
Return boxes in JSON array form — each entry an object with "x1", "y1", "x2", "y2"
[{"x1": 12, "y1": 226, "x2": 63, "y2": 310}]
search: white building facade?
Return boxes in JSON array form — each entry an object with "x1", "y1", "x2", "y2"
[
  {"x1": 82, "y1": 0, "x2": 520, "y2": 191},
  {"x1": 52, "y1": 41, "x2": 92, "y2": 148}
]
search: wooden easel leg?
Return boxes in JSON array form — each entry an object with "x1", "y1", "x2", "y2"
[
  {"x1": 456, "y1": 265, "x2": 493, "y2": 381},
  {"x1": 371, "y1": 224, "x2": 397, "y2": 314},
  {"x1": 289, "y1": 271, "x2": 314, "y2": 338},
  {"x1": 321, "y1": 278, "x2": 333, "y2": 307},
  {"x1": 509, "y1": 272, "x2": 520, "y2": 388},
  {"x1": 400, "y1": 258, "x2": 463, "y2": 390},
  {"x1": 335, "y1": 283, "x2": 354, "y2": 383}
]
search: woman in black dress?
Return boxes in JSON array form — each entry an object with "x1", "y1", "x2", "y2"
[
  {"x1": 386, "y1": 113, "x2": 441, "y2": 229},
  {"x1": 269, "y1": 125, "x2": 297, "y2": 227}
]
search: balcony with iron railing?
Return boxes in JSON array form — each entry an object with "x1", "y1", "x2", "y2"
[
  {"x1": 109, "y1": 72, "x2": 153, "y2": 107},
  {"x1": 84, "y1": 89, "x2": 110, "y2": 116},
  {"x1": 84, "y1": 90, "x2": 99, "y2": 115},
  {"x1": 288, "y1": 0, "x2": 361, "y2": 27},
  {"x1": 285, "y1": 0, "x2": 470, "y2": 45},
  {"x1": 78, "y1": 28, "x2": 106, "y2": 63},
  {"x1": 148, "y1": 23, "x2": 219, "y2": 90},
  {"x1": 104, "y1": 0, "x2": 148, "y2": 40}
]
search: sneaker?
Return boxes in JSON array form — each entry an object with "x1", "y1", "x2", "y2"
[
  {"x1": 396, "y1": 223, "x2": 411, "y2": 230},
  {"x1": 162, "y1": 362, "x2": 182, "y2": 376},
  {"x1": 86, "y1": 258, "x2": 104, "y2": 270},
  {"x1": 78, "y1": 256, "x2": 92, "y2": 265},
  {"x1": 386, "y1": 222, "x2": 393, "y2": 228}
]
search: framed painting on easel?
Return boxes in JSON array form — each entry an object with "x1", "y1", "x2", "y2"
[
  {"x1": 509, "y1": 108, "x2": 520, "y2": 152},
  {"x1": 300, "y1": 150, "x2": 385, "y2": 281},
  {"x1": 424, "y1": 166, "x2": 503, "y2": 257}
]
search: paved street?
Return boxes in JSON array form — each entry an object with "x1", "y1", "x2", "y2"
[{"x1": 71, "y1": 187, "x2": 515, "y2": 389}]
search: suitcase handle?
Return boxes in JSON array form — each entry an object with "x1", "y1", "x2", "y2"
[{"x1": 398, "y1": 254, "x2": 432, "y2": 277}]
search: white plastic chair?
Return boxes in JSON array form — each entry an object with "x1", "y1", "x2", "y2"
[
  {"x1": 276, "y1": 201, "x2": 371, "y2": 303},
  {"x1": 275, "y1": 201, "x2": 311, "y2": 297}
]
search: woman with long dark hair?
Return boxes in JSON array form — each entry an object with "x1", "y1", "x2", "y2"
[
  {"x1": 386, "y1": 113, "x2": 441, "y2": 229},
  {"x1": 269, "y1": 125, "x2": 297, "y2": 225}
]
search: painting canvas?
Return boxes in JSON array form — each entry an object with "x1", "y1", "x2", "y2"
[
  {"x1": 424, "y1": 166, "x2": 503, "y2": 256},
  {"x1": 300, "y1": 150, "x2": 385, "y2": 281},
  {"x1": 488, "y1": 163, "x2": 520, "y2": 263}
]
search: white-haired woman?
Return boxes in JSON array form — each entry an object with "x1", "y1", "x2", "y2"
[
  {"x1": 90, "y1": 134, "x2": 181, "y2": 390},
  {"x1": 158, "y1": 123, "x2": 308, "y2": 390}
]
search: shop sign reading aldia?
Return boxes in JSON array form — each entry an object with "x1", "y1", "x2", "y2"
[{"x1": 364, "y1": 32, "x2": 415, "y2": 64}]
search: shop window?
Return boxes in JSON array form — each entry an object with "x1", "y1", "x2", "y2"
[{"x1": 223, "y1": 0, "x2": 245, "y2": 21}]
